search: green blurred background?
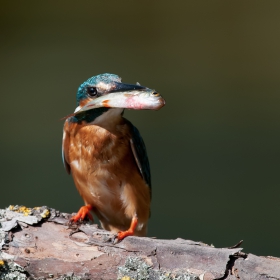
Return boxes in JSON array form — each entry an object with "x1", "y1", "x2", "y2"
[{"x1": 1, "y1": 1, "x2": 280, "y2": 257}]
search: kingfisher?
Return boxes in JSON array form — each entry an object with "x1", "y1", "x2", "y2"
[{"x1": 62, "y1": 73, "x2": 165, "y2": 240}]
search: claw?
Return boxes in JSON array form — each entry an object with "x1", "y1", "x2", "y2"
[
  {"x1": 70, "y1": 205, "x2": 93, "y2": 222},
  {"x1": 117, "y1": 215, "x2": 138, "y2": 241}
]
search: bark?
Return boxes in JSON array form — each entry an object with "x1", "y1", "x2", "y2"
[{"x1": 0, "y1": 206, "x2": 279, "y2": 280}]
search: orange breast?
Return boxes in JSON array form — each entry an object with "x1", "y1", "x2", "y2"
[{"x1": 63, "y1": 115, "x2": 150, "y2": 235}]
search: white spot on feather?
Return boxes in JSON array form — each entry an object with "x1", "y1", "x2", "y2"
[
  {"x1": 119, "y1": 182, "x2": 129, "y2": 208},
  {"x1": 71, "y1": 160, "x2": 81, "y2": 171},
  {"x1": 137, "y1": 223, "x2": 144, "y2": 231},
  {"x1": 74, "y1": 106, "x2": 81, "y2": 113},
  {"x1": 96, "y1": 82, "x2": 112, "y2": 91}
]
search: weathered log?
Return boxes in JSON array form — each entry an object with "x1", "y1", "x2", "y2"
[{"x1": 0, "y1": 206, "x2": 279, "y2": 280}]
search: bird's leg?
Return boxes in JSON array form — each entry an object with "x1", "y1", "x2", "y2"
[
  {"x1": 71, "y1": 204, "x2": 93, "y2": 222},
  {"x1": 117, "y1": 214, "x2": 138, "y2": 240}
]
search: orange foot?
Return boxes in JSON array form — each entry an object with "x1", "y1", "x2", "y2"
[
  {"x1": 71, "y1": 205, "x2": 93, "y2": 222},
  {"x1": 117, "y1": 215, "x2": 138, "y2": 241}
]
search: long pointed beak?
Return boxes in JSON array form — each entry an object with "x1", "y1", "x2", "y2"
[
  {"x1": 109, "y1": 82, "x2": 147, "y2": 93},
  {"x1": 61, "y1": 83, "x2": 165, "y2": 120}
]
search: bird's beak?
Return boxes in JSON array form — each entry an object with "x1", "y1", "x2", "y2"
[
  {"x1": 61, "y1": 82, "x2": 165, "y2": 120},
  {"x1": 109, "y1": 82, "x2": 147, "y2": 93}
]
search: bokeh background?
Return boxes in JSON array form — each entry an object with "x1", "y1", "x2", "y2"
[{"x1": 1, "y1": 1, "x2": 280, "y2": 257}]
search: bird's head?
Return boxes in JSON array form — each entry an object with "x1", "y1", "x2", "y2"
[
  {"x1": 76, "y1": 73, "x2": 123, "y2": 107},
  {"x1": 62, "y1": 73, "x2": 165, "y2": 121}
]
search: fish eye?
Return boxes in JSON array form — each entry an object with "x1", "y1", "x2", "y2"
[
  {"x1": 87, "y1": 86, "x2": 97, "y2": 97},
  {"x1": 152, "y1": 91, "x2": 160, "y2": 96}
]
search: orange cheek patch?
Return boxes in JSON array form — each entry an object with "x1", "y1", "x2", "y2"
[
  {"x1": 102, "y1": 100, "x2": 110, "y2": 107},
  {"x1": 80, "y1": 98, "x2": 92, "y2": 107}
]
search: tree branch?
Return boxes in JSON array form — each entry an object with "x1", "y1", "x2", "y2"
[{"x1": 0, "y1": 206, "x2": 279, "y2": 280}]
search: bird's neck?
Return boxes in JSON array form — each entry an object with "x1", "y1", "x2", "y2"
[{"x1": 72, "y1": 107, "x2": 110, "y2": 123}]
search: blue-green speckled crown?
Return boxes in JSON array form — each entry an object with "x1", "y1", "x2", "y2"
[{"x1": 76, "y1": 73, "x2": 121, "y2": 105}]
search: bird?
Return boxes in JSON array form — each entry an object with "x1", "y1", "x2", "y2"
[{"x1": 62, "y1": 73, "x2": 165, "y2": 240}]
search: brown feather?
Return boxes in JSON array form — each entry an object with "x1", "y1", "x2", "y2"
[{"x1": 63, "y1": 109, "x2": 150, "y2": 236}]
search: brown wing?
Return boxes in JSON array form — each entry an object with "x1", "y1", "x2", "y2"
[{"x1": 62, "y1": 120, "x2": 71, "y2": 174}]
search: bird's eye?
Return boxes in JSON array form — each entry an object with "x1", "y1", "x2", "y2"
[
  {"x1": 152, "y1": 91, "x2": 160, "y2": 96},
  {"x1": 87, "y1": 87, "x2": 97, "y2": 97}
]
